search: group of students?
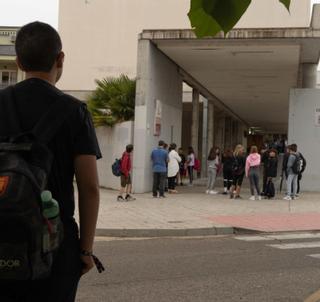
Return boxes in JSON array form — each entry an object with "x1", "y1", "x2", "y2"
[
  {"x1": 150, "y1": 141, "x2": 199, "y2": 198},
  {"x1": 205, "y1": 143, "x2": 306, "y2": 200}
]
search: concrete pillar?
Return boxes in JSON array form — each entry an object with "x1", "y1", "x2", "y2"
[
  {"x1": 132, "y1": 40, "x2": 183, "y2": 193},
  {"x1": 201, "y1": 97, "x2": 208, "y2": 178},
  {"x1": 302, "y1": 63, "x2": 318, "y2": 88},
  {"x1": 207, "y1": 102, "x2": 214, "y2": 153},
  {"x1": 224, "y1": 117, "x2": 232, "y2": 149},
  {"x1": 191, "y1": 89, "x2": 200, "y2": 156},
  {"x1": 215, "y1": 114, "x2": 225, "y2": 150}
]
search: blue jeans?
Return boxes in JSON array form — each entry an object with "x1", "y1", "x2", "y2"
[{"x1": 287, "y1": 174, "x2": 298, "y2": 197}]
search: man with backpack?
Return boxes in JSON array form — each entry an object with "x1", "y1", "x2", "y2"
[
  {"x1": 291, "y1": 143, "x2": 306, "y2": 197},
  {"x1": 0, "y1": 22, "x2": 102, "y2": 301},
  {"x1": 283, "y1": 145, "x2": 300, "y2": 200},
  {"x1": 117, "y1": 144, "x2": 135, "y2": 201}
]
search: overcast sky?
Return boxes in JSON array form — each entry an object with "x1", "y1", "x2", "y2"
[{"x1": 1, "y1": 0, "x2": 320, "y2": 29}]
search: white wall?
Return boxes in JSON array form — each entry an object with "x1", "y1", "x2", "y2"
[
  {"x1": 288, "y1": 89, "x2": 320, "y2": 191},
  {"x1": 58, "y1": 0, "x2": 310, "y2": 91},
  {"x1": 133, "y1": 40, "x2": 183, "y2": 193},
  {"x1": 96, "y1": 121, "x2": 134, "y2": 190}
]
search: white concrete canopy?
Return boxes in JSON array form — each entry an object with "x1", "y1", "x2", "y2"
[{"x1": 140, "y1": 12, "x2": 320, "y2": 134}]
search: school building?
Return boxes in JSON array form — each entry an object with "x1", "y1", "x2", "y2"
[{"x1": 0, "y1": 27, "x2": 24, "y2": 90}]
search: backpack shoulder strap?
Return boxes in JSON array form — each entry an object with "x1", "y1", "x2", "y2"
[{"x1": 32, "y1": 95, "x2": 73, "y2": 144}]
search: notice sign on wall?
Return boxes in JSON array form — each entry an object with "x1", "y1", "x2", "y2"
[
  {"x1": 154, "y1": 100, "x2": 162, "y2": 136},
  {"x1": 315, "y1": 108, "x2": 320, "y2": 127}
]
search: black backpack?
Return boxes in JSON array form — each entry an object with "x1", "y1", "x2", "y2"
[
  {"x1": 292, "y1": 154, "x2": 304, "y2": 175},
  {"x1": 0, "y1": 87, "x2": 69, "y2": 280}
]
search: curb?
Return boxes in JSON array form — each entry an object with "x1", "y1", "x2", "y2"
[{"x1": 96, "y1": 225, "x2": 234, "y2": 238}]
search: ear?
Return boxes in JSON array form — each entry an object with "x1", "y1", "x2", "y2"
[
  {"x1": 16, "y1": 57, "x2": 25, "y2": 71},
  {"x1": 56, "y1": 51, "x2": 65, "y2": 68}
]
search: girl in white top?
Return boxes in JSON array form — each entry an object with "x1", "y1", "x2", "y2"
[{"x1": 167, "y1": 143, "x2": 181, "y2": 193}]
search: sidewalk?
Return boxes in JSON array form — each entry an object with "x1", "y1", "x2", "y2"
[{"x1": 94, "y1": 180, "x2": 320, "y2": 237}]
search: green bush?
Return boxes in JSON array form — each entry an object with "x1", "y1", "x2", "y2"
[{"x1": 88, "y1": 74, "x2": 136, "y2": 127}]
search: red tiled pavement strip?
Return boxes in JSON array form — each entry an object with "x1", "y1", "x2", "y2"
[{"x1": 206, "y1": 213, "x2": 320, "y2": 232}]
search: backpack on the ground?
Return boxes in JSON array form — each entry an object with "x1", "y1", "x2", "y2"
[
  {"x1": 265, "y1": 179, "x2": 275, "y2": 198},
  {"x1": 0, "y1": 88, "x2": 68, "y2": 280},
  {"x1": 292, "y1": 154, "x2": 304, "y2": 175},
  {"x1": 112, "y1": 158, "x2": 122, "y2": 177}
]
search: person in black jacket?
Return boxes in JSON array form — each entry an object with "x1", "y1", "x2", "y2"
[
  {"x1": 291, "y1": 144, "x2": 306, "y2": 196},
  {"x1": 230, "y1": 144, "x2": 246, "y2": 199},
  {"x1": 222, "y1": 149, "x2": 234, "y2": 194},
  {"x1": 264, "y1": 149, "x2": 278, "y2": 199},
  {"x1": 265, "y1": 149, "x2": 278, "y2": 178}
]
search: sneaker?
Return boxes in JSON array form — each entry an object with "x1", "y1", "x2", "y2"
[
  {"x1": 152, "y1": 194, "x2": 158, "y2": 198},
  {"x1": 294, "y1": 195, "x2": 299, "y2": 200},
  {"x1": 222, "y1": 191, "x2": 227, "y2": 195},
  {"x1": 125, "y1": 194, "x2": 136, "y2": 201},
  {"x1": 117, "y1": 195, "x2": 124, "y2": 202},
  {"x1": 209, "y1": 190, "x2": 218, "y2": 195},
  {"x1": 205, "y1": 190, "x2": 210, "y2": 194},
  {"x1": 258, "y1": 196, "x2": 262, "y2": 201},
  {"x1": 249, "y1": 196, "x2": 255, "y2": 201},
  {"x1": 283, "y1": 196, "x2": 292, "y2": 201}
]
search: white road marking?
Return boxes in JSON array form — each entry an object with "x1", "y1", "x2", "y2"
[
  {"x1": 268, "y1": 241, "x2": 320, "y2": 249},
  {"x1": 236, "y1": 233, "x2": 320, "y2": 242}
]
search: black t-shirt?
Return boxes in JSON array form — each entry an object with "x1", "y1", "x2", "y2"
[{"x1": 0, "y1": 78, "x2": 102, "y2": 222}]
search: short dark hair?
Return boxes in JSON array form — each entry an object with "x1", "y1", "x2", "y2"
[
  {"x1": 126, "y1": 144, "x2": 133, "y2": 153},
  {"x1": 15, "y1": 21, "x2": 62, "y2": 72},
  {"x1": 158, "y1": 140, "x2": 165, "y2": 147},
  {"x1": 169, "y1": 143, "x2": 176, "y2": 151},
  {"x1": 291, "y1": 143, "x2": 297, "y2": 152}
]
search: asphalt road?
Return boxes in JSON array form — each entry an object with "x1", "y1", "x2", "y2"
[{"x1": 76, "y1": 234, "x2": 320, "y2": 302}]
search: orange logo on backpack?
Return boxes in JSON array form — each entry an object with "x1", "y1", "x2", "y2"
[{"x1": 0, "y1": 176, "x2": 9, "y2": 196}]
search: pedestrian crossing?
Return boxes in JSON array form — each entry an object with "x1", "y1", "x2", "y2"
[{"x1": 236, "y1": 232, "x2": 320, "y2": 259}]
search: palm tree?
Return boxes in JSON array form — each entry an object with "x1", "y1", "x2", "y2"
[{"x1": 88, "y1": 74, "x2": 136, "y2": 127}]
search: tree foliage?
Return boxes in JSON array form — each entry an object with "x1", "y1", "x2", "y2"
[
  {"x1": 188, "y1": 0, "x2": 291, "y2": 38},
  {"x1": 87, "y1": 75, "x2": 136, "y2": 127}
]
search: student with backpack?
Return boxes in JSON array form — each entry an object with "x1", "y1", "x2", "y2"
[
  {"x1": 245, "y1": 146, "x2": 262, "y2": 200},
  {"x1": 264, "y1": 149, "x2": 278, "y2": 199},
  {"x1": 284, "y1": 145, "x2": 300, "y2": 200},
  {"x1": 206, "y1": 147, "x2": 221, "y2": 194},
  {"x1": 291, "y1": 144, "x2": 306, "y2": 197},
  {"x1": 0, "y1": 22, "x2": 102, "y2": 301},
  {"x1": 222, "y1": 149, "x2": 234, "y2": 195},
  {"x1": 230, "y1": 144, "x2": 246, "y2": 199},
  {"x1": 117, "y1": 144, "x2": 135, "y2": 201}
]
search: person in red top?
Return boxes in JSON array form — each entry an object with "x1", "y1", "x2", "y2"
[{"x1": 117, "y1": 144, "x2": 136, "y2": 201}]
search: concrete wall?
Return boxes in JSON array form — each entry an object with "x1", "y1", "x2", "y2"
[
  {"x1": 96, "y1": 121, "x2": 134, "y2": 190},
  {"x1": 133, "y1": 40, "x2": 183, "y2": 193},
  {"x1": 58, "y1": 0, "x2": 310, "y2": 91},
  {"x1": 288, "y1": 89, "x2": 320, "y2": 191}
]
